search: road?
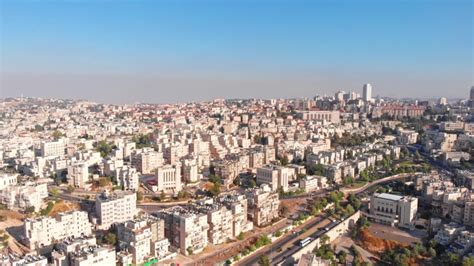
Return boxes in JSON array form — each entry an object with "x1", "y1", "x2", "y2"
[
  {"x1": 341, "y1": 173, "x2": 415, "y2": 195},
  {"x1": 238, "y1": 173, "x2": 413, "y2": 266},
  {"x1": 237, "y1": 215, "x2": 330, "y2": 266}
]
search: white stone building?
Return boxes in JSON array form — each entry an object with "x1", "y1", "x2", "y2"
[
  {"x1": 95, "y1": 190, "x2": 137, "y2": 229},
  {"x1": 369, "y1": 193, "x2": 418, "y2": 229},
  {"x1": 23, "y1": 211, "x2": 92, "y2": 249}
]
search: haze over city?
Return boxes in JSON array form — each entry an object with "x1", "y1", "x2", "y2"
[
  {"x1": 2, "y1": 1, "x2": 474, "y2": 266},
  {"x1": 1, "y1": 0, "x2": 473, "y2": 103}
]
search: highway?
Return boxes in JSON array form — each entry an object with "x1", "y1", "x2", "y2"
[
  {"x1": 237, "y1": 215, "x2": 330, "y2": 266},
  {"x1": 237, "y1": 173, "x2": 412, "y2": 266}
]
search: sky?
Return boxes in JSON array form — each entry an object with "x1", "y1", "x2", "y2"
[{"x1": 0, "y1": 0, "x2": 473, "y2": 104}]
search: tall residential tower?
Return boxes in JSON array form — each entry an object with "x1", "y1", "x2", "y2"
[{"x1": 363, "y1": 83, "x2": 372, "y2": 102}]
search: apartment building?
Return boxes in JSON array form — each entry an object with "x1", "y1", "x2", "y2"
[
  {"x1": 299, "y1": 175, "x2": 327, "y2": 192},
  {"x1": 23, "y1": 211, "x2": 92, "y2": 249},
  {"x1": 132, "y1": 151, "x2": 163, "y2": 175},
  {"x1": 256, "y1": 165, "x2": 289, "y2": 192},
  {"x1": 246, "y1": 185, "x2": 280, "y2": 227},
  {"x1": 372, "y1": 105, "x2": 425, "y2": 119},
  {"x1": 155, "y1": 206, "x2": 209, "y2": 255},
  {"x1": 2, "y1": 254, "x2": 48, "y2": 266},
  {"x1": 117, "y1": 217, "x2": 170, "y2": 264},
  {"x1": 116, "y1": 166, "x2": 140, "y2": 191},
  {"x1": 40, "y1": 140, "x2": 66, "y2": 158},
  {"x1": 192, "y1": 200, "x2": 233, "y2": 245},
  {"x1": 463, "y1": 200, "x2": 474, "y2": 226},
  {"x1": 218, "y1": 193, "x2": 253, "y2": 236},
  {"x1": 69, "y1": 246, "x2": 116, "y2": 266},
  {"x1": 397, "y1": 129, "x2": 419, "y2": 145},
  {"x1": 297, "y1": 110, "x2": 341, "y2": 124},
  {"x1": 67, "y1": 162, "x2": 89, "y2": 188},
  {"x1": 440, "y1": 121, "x2": 465, "y2": 132},
  {"x1": 369, "y1": 193, "x2": 418, "y2": 229},
  {"x1": 181, "y1": 159, "x2": 199, "y2": 183},
  {"x1": 434, "y1": 222, "x2": 465, "y2": 246},
  {"x1": 156, "y1": 164, "x2": 183, "y2": 193},
  {"x1": 0, "y1": 182, "x2": 47, "y2": 212},
  {"x1": 0, "y1": 173, "x2": 17, "y2": 190},
  {"x1": 95, "y1": 190, "x2": 137, "y2": 229}
]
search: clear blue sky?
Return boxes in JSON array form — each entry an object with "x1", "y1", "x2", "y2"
[{"x1": 1, "y1": 0, "x2": 472, "y2": 103}]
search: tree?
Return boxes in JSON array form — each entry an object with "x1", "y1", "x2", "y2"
[
  {"x1": 320, "y1": 234, "x2": 330, "y2": 246},
  {"x1": 280, "y1": 156, "x2": 289, "y2": 166},
  {"x1": 50, "y1": 188, "x2": 60, "y2": 198},
  {"x1": 96, "y1": 140, "x2": 113, "y2": 158},
  {"x1": 136, "y1": 192, "x2": 143, "y2": 201},
  {"x1": 258, "y1": 255, "x2": 270, "y2": 266},
  {"x1": 67, "y1": 185, "x2": 75, "y2": 193},
  {"x1": 337, "y1": 250, "x2": 347, "y2": 264},
  {"x1": 52, "y1": 130, "x2": 63, "y2": 140},
  {"x1": 308, "y1": 163, "x2": 324, "y2": 176},
  {"x1": 40, "y1": 201, "x2": 54, "y2": 216},
  {"x1": 104, "y1": 232, "x2": 117, "y2": 245},
  {"x1": 462, "y1": 256, "x2": 474, "y2": 266},
  {"x1": 186, "y1": 246, "x2": 193, "y2": 255},
  {"x1": 428, "y1": 247, "x2": 436, "y2": 258},
  {"x1": 345, "y1": 204, "x2": 355, "y2": 215},
  {"x1": 249, "y1": 179, "x2": 256, "y2": 188},
  {"x1": 99, "y1": 177, "x2": 109, "y2": 187},
  {"x1": 209, "y1": 182, "x2": 221, "y2": 197},
  {"x1": 237, "y1": 232, "x2": 244, "y2": 240},
  {"x1": 253, "y1": 135, "x2": 262, "y2": 144},
  {"x1": 275, "y1": 230, "x2": 283, "y2": 237},
  {"x1": 445, "y1": 252, "x2": 459, "y2": 265},
  {"x1": 160, "y1": 190, "x2": 166, "y2": 201},
  {"x1": 25, "y1": 206, "x2": 35, "y2": 214}
]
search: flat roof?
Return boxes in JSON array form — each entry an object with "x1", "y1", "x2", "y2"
[{"x1": 376, "y1": 193, "x2": 404, "y2": 201}]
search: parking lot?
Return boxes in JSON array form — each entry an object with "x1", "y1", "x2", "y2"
[{"x1": 367, "y1": 223, "x2": 424, "y2": 245}]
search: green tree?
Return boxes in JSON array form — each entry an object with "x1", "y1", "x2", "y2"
[
  {"x1": 308, "y1": 163, "x2": 324, "y2": 175},
  {"x1": 428, "y1": 247, "x2": 436, "y2": 258},
  {"x1": 104, "y1": 232, "x2": 117, "y2": 245},
  {"x1": 96, "y1": 140, "x2": 113, "y2": 158},
  {"x1": 67, "y1": 185, "x2": 75, "y2": 193},
  {"x1": 186, "y1": 246, "x2": 193, "y2": 255},
  {"x1": 258, "y1": 255, "x2": 270, "y2": 266},
  {"x1": 50, "y1": 188, "x2": 60, "y2": 198},
  {"x1": 337, "y1": 250, "x2": 347, "y2": 264},
  {"x1": 160, "y1": 190, "x2": 166, "y2": 201},
  {"x1": 40, "y1": 201, "x2": 55, "y2": 216},
  {"x1": 52, "y1": 130, "x2": 63, "y2": 140},
  {"x1": 237, "y1": 232, "x2": 244, "y2": 240},
  {"x1": 136, "y1": 192, "x2": 143, "y2": 201},
  {"x1": 98, "y1": 177, "x2": 109, "y2": 187},
  {"x1": 445, "y1": 252, "x2": 459, "y2": 265},
  {"x1": 345, "y1": 204, "x2": 355, "y2": 215},
  {"x1": 25, "y1": 206, "x2": 35, "y2": 214},
  {"x1": 275, "y1": 230, "x2": 282, "y2": 237},
  {"x1": 320, "y1": 234, "x2": 330, "y2": 246},
  {"x1": 462, "y1": 256, "x2": 474, "y2": 266},
  {"x1": 209, "y1": 182, "x2": 221, "y2": 197},
  {"x1": 249, "y1": 179, "x2": 256, "y2": 188}
]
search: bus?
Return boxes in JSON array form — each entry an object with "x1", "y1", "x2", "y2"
[{"x1": 299, "y1": 237, "x2": 313, "y2": 247}]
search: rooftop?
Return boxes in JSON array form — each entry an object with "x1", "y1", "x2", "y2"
[{"x1": 375, "y1": 193, "x2": 404, "y2": 201}]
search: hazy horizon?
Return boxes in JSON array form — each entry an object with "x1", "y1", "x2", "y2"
[{"x1": 1, "y1": 0, "x2": 473, "y2": 104}]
